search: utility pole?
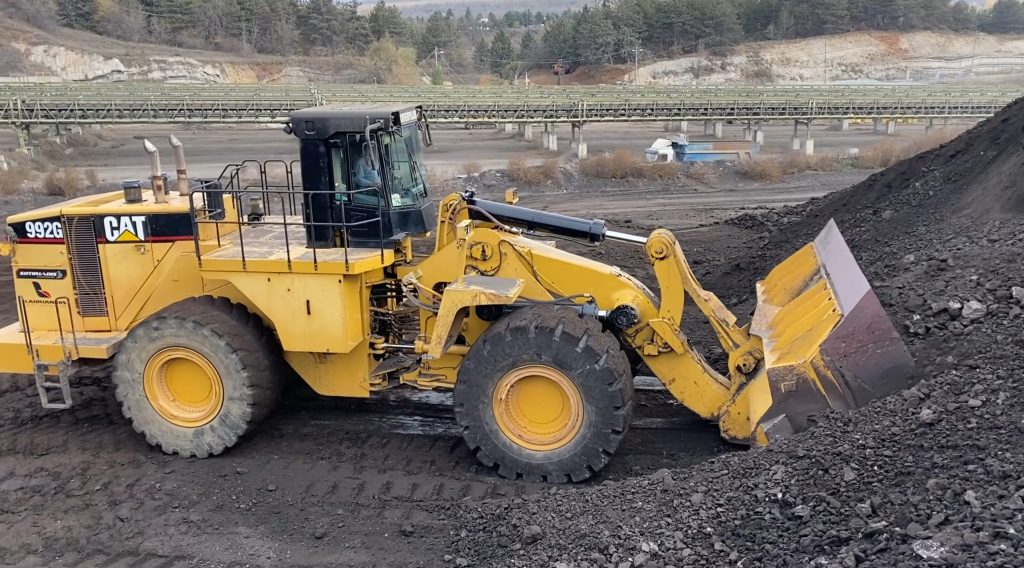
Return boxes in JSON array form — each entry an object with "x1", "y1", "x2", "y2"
[{"x1": 633, "y1": 40, "x2": 641, "y2": 86}]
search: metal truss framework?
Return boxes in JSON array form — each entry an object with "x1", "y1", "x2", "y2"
[{"x1": 1, "y1": 83, "x2": 1019, "y2": 126}]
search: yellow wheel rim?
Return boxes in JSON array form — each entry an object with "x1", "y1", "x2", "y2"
[
  {"x1": 143, "y1": 347, "x2": 224, "y2": 428},
  {"x1": 492, "y1": 365, "x2": 584, "y2": 451}
]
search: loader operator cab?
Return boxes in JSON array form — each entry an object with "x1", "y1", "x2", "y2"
[{"x1": 288, "y1": 104, "x2": 434, "y2": 249}]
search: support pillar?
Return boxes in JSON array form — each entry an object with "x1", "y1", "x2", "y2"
[
  {"x1": 712, "y1": 121, "x2": 724, "y2": 139},
  {"x1": 15, "y1": 125, "x2": 31, "y2": 154},
  {"x1": 886, "y1": 120, "x2": 896, "y2": 136},
  {"x1": 926, "y1": 118, "x2": 935, "y2": 134},
  {"x1": 576, "y1": 143, "x2": 588, "y2": 159},
  {"x1": 541, "y1": 124, "x2": 551, "y2": 149},
  {"x1": 69, "y1": 124, "x2": 82, "y2": 135},
  {"x1": 0, "y1": 154, "x2": 7, "y2": 172},
  {"x1": 873, "y1": 117, "x2": 884, "y2": 134},
  {"x1": 679, "y1": 120, "x2": 688, "y2": 133},
  {"x1": 704, "y1": 120, "x2": 713, "y2": 135},
  {"x1": 503, "y1": 123, "x2": 515, "y2": 134},
  {"x1": 523, "y1": 124, "x2": 533, "y2": 141},
  {"x1": 791, "y1": 137, "x2": 803, "y2": 151},
  {"x1": 839, "y1": 118, "x2": 850, "y2": 131},
  {"x1": 743, "y1": 128, "x2": 753, "y2": 141},
  {"x1": 548, "y1": 133, "x2": 558, "y2": 152},
  {"x1": 802, "y1": 139, "x2": 815, "y2": 155},
  {"x1": 754, "y1": 130, "x2": 765, "y2": 145}
]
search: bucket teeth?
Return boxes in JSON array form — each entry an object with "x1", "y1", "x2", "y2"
[{"x1": 731, "y1": 220, "x2": 914, "y2": 445}]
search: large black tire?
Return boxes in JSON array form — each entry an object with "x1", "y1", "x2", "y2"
[
  {"x1": 112, "y1": 297, "x2": 283, "y2": 458},
  {"x1": 454, "y1": 306, "x2": 634, "y2": 483}
]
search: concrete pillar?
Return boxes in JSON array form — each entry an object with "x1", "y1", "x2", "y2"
[
  {"x1": 791, "y1": 137, "x2": 803, "y2": 152},
  {"x1": 679, "y1": 120, "x2": 688, "y2": 133},
  {"x1": 523, "y1": 124, "x2": 534, "y2": 141},
  {"x1": 69, "y1": 124, "x2": 82, "y2": 135},
  {"x1": 712, "y1": 121, "x2": 724, "y2": 139},
  {"x1": 793, "y1": 120, "x2": 801, "y2": 138},
  {"x1": 743, "y1": 128, "x2": 753, "y2": 141},
  {"x1": 802, "y1": 139, "x2": 815, "y2": 156},
  {"x1": 704, "y1": 120, "x2": 713, "y2": 135},
  {"x1": 541, "y1": 129, "x2": 551, "y2": 149},
  {"x1": 503, "y1": 123, "x2": 515, "y2": 134},
  {"x1": 754, "y1": 130, "x2": 765, "y2": 145},
  {"x1": 926, "y1": 118, "x2": 935, "y2": 134},
  {"x1": 0, "y1": 154, "x2": 7, "y2": 172},
  {"x1": 886, "y1": 120, "x2": 897, "y2": 136},
  {"x1": 15, "y1": 125, "x2": 31, "y2": 153},
  {"x1": 548, "y1": 133, "x2": 558, "y2": 152},
  {"x1": 839, "y1": 119, "x2": 850, "y2": 131},
  {"x1": 873, "y1": 117, "x2": 884, "y2": 134},
  {"x1": 576, "y1": 142, "x2": 588, "y2": 160}
]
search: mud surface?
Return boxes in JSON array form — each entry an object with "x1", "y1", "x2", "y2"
[{"x1": 448, "y1": 99, "x2": 1024, "y2": 566}]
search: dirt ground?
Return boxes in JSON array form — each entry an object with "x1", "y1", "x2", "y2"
[
  {"x1": 0, "y1": 135, "x2": 874, "y2": 566},
  {"x1": 0, "y1": 119, "x2": 973, "y2": 184}
]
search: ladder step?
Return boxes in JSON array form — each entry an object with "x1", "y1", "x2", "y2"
[{"x1": 33, "y1": 362, "x2": 72, "y2": 410}]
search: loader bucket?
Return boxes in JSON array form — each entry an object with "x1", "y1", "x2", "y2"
[{"x1": 738, "y1": 220, "x2": 914, "y2": 445}]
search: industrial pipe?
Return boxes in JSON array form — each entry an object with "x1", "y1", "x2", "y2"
[
  {"x1": 142, "y1": 139, "x2": 167, "y2": 204},
  {"x1": 168, "y1": 135, "x2": 189, "y2": 195}
]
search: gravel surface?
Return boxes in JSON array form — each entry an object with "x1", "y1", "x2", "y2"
[{"x1": 445, "y1": 99, "x2": 1024, "y2": 567}]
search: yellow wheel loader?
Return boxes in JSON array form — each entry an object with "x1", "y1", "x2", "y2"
[{"x1": 0, "y1": 105, "x2": 913, "y2": 482}]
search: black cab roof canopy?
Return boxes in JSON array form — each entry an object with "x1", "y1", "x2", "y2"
[{"x1": 289, "y1": 104, "x2": 422, "y2": 139}]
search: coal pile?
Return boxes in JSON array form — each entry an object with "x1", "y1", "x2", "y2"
[{"x1": 443, "y1": 99, "x2": 1024, "y2": 567}]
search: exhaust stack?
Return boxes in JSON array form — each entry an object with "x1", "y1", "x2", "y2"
[
  {"x1": 168, "y1": 135, "x2": 189, "y2": 195},
  {"x1": 142, "y1": 139, "x2": 167, "y2": 204}
]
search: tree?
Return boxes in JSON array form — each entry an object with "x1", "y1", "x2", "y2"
[
  {"x1": 56, "y1": 0, "x2": 95, "y2": 29},
  {"x1": 368, "y1": 1, "x2": 405, "y2": 40},
  {"x1": 984, "y1": 0, "x2": 1024, "y2": 33},
  {"x1": 417, "y1": 11, "x2": 457, "y2": 59},
  {"x1": 489, "y1": 29, "x2": 515, "y2": 78},
  {"x1": 473, "y1": 37, "x2": 490, "y2": 71},
  {"x1": 358, "y1": 37, "x2": 420, "y2": 84},
  {"x1": 519, "y1": 28, "x2": 538, "y2": 61},
  {"x1": 94, "y1": 0, "x2": 149, "y2": 42},
  {"x1": 575, "y1": 6, "x2": 616, "y2": 62},
  {"x1": 948, "y1": 0, "x2": 979, "y2": 32},
  {"x1": 790, "y1": 0, "x2": 850, "y2": 37}
]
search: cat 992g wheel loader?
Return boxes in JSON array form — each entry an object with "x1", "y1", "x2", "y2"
[{"x1": 0, "y1": 104, "x2": 914, "y2": 482}]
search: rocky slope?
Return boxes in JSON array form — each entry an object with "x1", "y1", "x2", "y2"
[
  {"x1": 0, "y1": 18, "x2": 352, "y2": 83},
  {"x1": 445, "y1": 95, "x2": 1024, "y2": 567},
  {"x1": 638, "y1": 31, "x2": 1024, "y2": 85}
]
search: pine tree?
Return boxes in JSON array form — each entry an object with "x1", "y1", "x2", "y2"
[
  {"x1": 985, "y1": 0, "x2": 1024, "y2": 33},
  {"x1": 56, "y1": 0, "x2": 96, "y2": 30},
  {"x1": 790, "y1": 0, "x2": 850, "y2": 37},
  {"x1": 473, "y1": 36, "x2": 490, "y2": 72},
  {"x1": 519, "y1": 28, "x2": 537, "y2": 61},
  {"x1": 489, "y1": 29, "x2": 514, "y2": 78},
  {"x1": 368, "y1": 1, "x2": 405, "y2": 40}
]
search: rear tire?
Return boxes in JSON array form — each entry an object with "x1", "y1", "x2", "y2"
[
  {"x1": 112, "y1": 297, "x2": 283, "y2": 458},
  {"x1": 454, "y1": 306, "x2": 634, "y2": 483}
]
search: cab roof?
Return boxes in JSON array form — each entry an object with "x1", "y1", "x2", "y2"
[{"x1": 289, "y1": 104, "x2": 421, "y2": 140}]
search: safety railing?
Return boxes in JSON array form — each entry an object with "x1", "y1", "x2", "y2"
[{"x1": 188, "y1": 159, "x2": 386, "y2": 273}]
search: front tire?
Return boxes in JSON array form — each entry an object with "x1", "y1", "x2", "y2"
[
  {"x1": 454, "y1": 306, "x2": 634, "y2": 483},
  {"x1": 112, "y1": 297, "x2": 282, "y2": 458}
]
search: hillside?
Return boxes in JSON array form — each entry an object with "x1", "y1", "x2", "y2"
[
  {"x1": 637, "y1": 30, "x2": 1024, "y2": 86},
  {"x1": 0, "y1": 16, "x2": 353, "y2": 83},
  {"x1": 364, "y1": 0, "x2": 589, "y2": 17}
]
